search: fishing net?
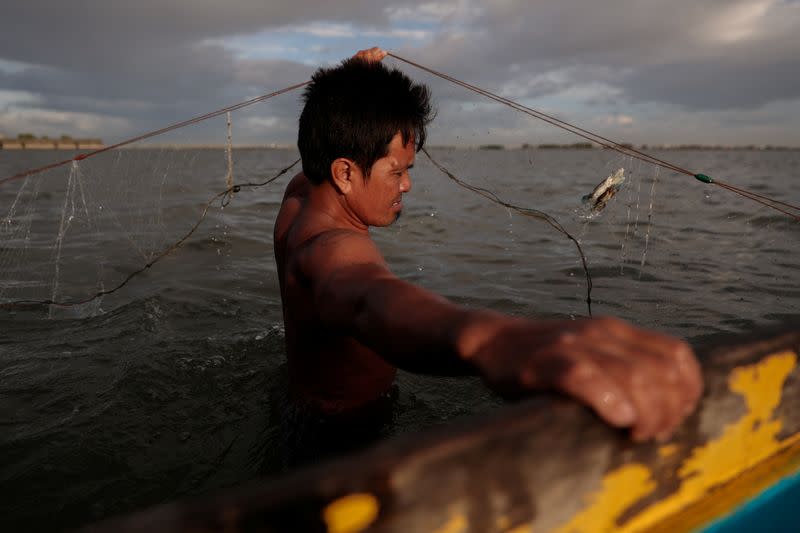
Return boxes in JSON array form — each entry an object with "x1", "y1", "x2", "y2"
[
  {"x1": 0, "y1": 111, "x2": 301, "y2": 317},
  {"x1": 1, "y1": 55, "x2": 798, "y2": 336}
]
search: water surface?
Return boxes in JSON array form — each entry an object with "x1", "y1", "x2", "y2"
[{"x1": 1, "y1": 147, "x2": 798, "y2": 529}]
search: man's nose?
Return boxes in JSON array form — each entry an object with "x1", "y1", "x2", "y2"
[{"x1": 400, "y1": 173, "x2": 412, "y2": 193}]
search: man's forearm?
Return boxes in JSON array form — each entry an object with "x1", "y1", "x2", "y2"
[{"x1": 316, "y1": 265, "x2": 501, "y2": 375}]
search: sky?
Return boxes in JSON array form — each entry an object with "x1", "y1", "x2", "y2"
[{"x1": 1, "y1": 0, "x2": 799, "y2": 147}]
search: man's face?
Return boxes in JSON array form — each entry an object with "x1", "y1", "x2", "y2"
[{"x1": 351, "y1": 133, "x2": 415, "y2": 227}]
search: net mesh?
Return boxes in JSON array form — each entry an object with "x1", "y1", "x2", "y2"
[{"x1": 0, "y1": 113, "x2": 302, "y2": 318}]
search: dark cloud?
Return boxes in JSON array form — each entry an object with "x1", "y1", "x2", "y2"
[
  {"x1": 0, "y1": 42, "x2": 312, "y2": 139},
  {"x1": 624, "y1": 57, "x2": 800, "y2": 110},
  {"x1": 1, "y1": 42, "x2": 237, "y2": 105},
  {"x1": 403, "y1": 0, "x2": 800, "y2": 110},
  {"x1": 0, "y1": 1, "x2": 390, "y2": 69},
  {"x1": 0, "y1": 1, "x2": 419, "y2": 140},
  {"x1": 1, "y1": 0, "x2": 798, "y2": 144}
]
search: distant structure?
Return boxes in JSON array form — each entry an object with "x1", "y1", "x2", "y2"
[{"x1": 0, "y1": 134, "x2": 105, "y2": 150}]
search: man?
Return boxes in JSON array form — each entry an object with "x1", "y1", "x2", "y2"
[{"x1": 273, "y1": 48, "x2": 702, "y2": 456}]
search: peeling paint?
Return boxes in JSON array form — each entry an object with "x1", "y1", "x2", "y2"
[
  {"x1": 554, "y1": 350, "x2": 799, "y2": 533},
  {"x1": 554, "y1": 465, "x2": 656, "y2": 533},
  {"x1": 323, "y1": 493, "x2": 379, "y2": 533}
]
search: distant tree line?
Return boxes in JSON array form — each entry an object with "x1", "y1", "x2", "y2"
[
  {"x1": 528, "y1": 142, "x2": 598, "y2": 150},
  {"x1": 10, "y1": 133, "x2": 103, "y2": 144}
]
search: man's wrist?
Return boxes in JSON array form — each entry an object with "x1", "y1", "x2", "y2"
[{"x1": 456, "y1": 310, "x2": 513, "y2": 364}]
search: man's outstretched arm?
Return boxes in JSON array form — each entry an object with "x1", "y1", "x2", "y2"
[{"x1": 300, "y1": 231, "x2": 703, "y2": 442}]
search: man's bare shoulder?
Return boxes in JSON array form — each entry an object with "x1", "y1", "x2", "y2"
[
  {"x1": 275, "y1": 173, "x2": 311, "y2": 245},
  {"x1": 295, "y1": 228, "x2": 388, "y2": 279},
  {"x1": 276, "y1": 173, "x2": 390, "y2": 284}
]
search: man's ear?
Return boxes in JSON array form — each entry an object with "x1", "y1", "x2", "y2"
[{"x1": 330, "y1": 158, "x2": 359, "y2": 194}]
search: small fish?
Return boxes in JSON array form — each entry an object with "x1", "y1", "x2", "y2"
[{"x1": 582, "y1": 168, "x2": 625, "y2": 213}]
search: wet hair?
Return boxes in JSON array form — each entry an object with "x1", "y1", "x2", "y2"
[{"x1": 298, "y1": 58, "x2": 434, "y2": 184}]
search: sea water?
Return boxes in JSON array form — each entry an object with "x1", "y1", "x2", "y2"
[{"x1": 1, "y1": 148, "x2": 798, "y2": 529}]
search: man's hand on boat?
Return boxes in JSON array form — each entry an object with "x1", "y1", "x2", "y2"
[{"x1": 465, "y1": 315, "x2": 703, "y2": 442}]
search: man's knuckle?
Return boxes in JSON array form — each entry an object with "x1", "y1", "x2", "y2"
[
  {"x1": 628, "y1": 366, "x2": 647, "y2": 388},
  {"x1": 663, "y1": 366, "x2": 680, "y2": 384},
  {"x1": 562, "y1": 360, "x2": 597, "y2": 384},
  {"x1": 553, "y1": 331, "x2": 577, "y2": 349},
  {"x1": 671, "y1": 338, "x2": 692, "y2": 356}
]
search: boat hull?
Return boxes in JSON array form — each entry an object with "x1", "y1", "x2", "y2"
[{"x1": 85, "y1": 321, "x2": 800, "y2": 533}]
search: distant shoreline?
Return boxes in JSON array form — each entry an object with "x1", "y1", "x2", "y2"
[
  {"x1": 2, "y1": 142, "x2": 798, "y2": 151},
  {"x1": 475, "y1": 143, "x2": 800, "y2": 151},
  {"x1": 0, "y1": 136, "x2": 105, "y2": 150},
  {"x1": 0, "y1": 141, "x2": 106, "y2": 150}
]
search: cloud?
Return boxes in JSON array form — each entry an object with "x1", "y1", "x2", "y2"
[
  {"x1": 0, "y1": 90, "x2": 42, "y2": 107},
  {"x1": 0, "y1": 107, "x2": 130, "y2": 137},
  {"x1": 597, "y1": 114, "x2": 635, "y2": 127},
  {"x1": 386, "y1": 2, "x2": 483, "y2": 23},
  {"x1": 0, "y1": 1, "x2": 400, "y2": 70},
  {"x1": 243, "y1": 116, "x2": 280, "y2": 129},
  {"x1": 706, "y1": 0, "x2": 771, "y2": 42},
  {"x1": 0, "y1": 0, "x2": 797, "y2": 144},
  {"x1": 290, "y1": 23, "x2": 355, "y2": 38},
  {"x1": 403, "y1": 0, "x2": 800, "y2": 109},
  {"x1": 622, "y1": 57, "x2": 800, "y2": 110},
  {"x1": 0, "y1": 0, "x2": 439, "y2": 142}
]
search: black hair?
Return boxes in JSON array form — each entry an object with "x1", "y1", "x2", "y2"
[{"x1": 298, "y1": 58, "x2": 434, "y2": 184}]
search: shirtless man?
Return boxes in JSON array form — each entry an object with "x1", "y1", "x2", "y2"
[{"x1": 274, "y1": 48, "x2": 702, "y2": 445}]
